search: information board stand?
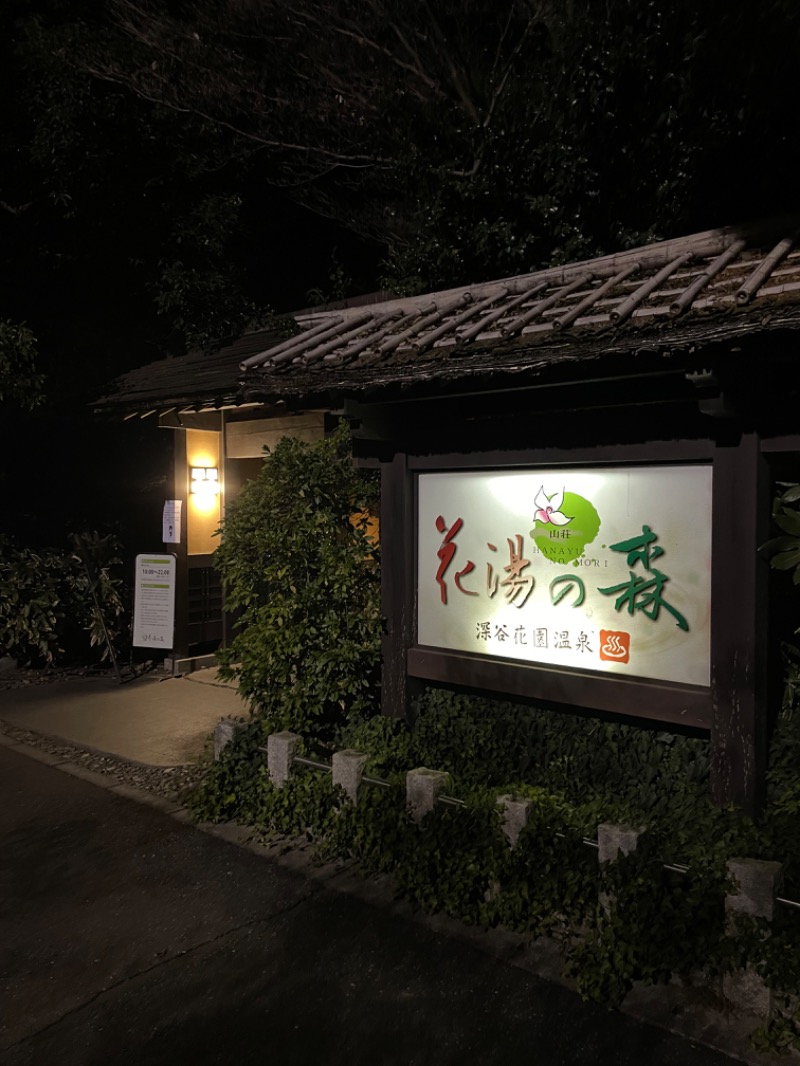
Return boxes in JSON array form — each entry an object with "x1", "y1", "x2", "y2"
[{"x1": 133, "y1": 554, "x2": 177, "y2": 650}]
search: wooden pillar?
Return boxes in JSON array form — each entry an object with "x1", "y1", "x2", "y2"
[
  {"x1": 380, "y1": 451, "x2": 418, "y2": 718},
  {"x1": 169, "y1": 429, "x2": 190, "y2": 660},
  {"x1": 220, "y1": 411, "x2": 231, "y2": 651},
  {"x1": 710, "y1": 432, "x2": 769, "y2": 813}
]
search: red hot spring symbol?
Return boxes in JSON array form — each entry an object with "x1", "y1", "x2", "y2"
[{"x1": 599, "y1": 630, "x2": 631, "y2": 663}]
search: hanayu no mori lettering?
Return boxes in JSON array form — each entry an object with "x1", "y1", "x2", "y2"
[{"x1": 434, "y1": 517, "x2": 689, "y2": 633}]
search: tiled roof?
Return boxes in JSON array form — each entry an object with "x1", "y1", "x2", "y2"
[{"x1": 240, "y1": 217, "x2": 800, "y2": 403}]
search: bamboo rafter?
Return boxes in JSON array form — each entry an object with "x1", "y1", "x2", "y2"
[
  {"x1": 669, "y1": 239, "x2": 747, "y2": 316},
  {"x1": 415, "y1": 287, "x2": 511, "y2": 352},
  {"x1": 378, "y1": 293, "x2": 474, "y2": 354},
  {"x1": 459, "y1": 280, "x2": 551, "y2": 342},
  {"x1": 503, "y1": 275, "x2": 594, "y2": 337},
  {"x1": 553, "y1": 264, "x2": 641, "y2": 331},
  {"x1": 610, "y1": 254, "x2": 693, "y2": 324},
  {"x1": 322, "y1": 309, "x2": 411, "y2": 364},
  {"x1": 241, "y1": 316, "x2": 344, "y2": 369},
  {"x1": 332, "y1": 302, "x2": 448, "y2": 368},
  {"x1": 301, "y1": 308, "x2": 405, "y2": 365},
  {"x1": 737, "y1": 234, "x2": 798, "y2": 305}
]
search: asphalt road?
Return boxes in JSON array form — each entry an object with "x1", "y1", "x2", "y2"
[{"x1": 0, "y1": 744, "x2": 740, "y2": 1066}]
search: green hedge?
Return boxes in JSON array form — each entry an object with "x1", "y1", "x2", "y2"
[{"x1": 213, "y1": 422, "x2": 381, "y2": 738}]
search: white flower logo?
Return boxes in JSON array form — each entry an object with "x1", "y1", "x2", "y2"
[{"x1": 534, "y1": 486, "x2": 572, "y2": 527}]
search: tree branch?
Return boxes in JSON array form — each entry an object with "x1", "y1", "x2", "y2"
[
  {"x1": 84, "y1": 62, "x2": 391, "y2": 167},
  {"x1": 419, "y1": 0, "x2": 481, "y2": 125},
  {"x1": 483, "y1": 4, "x2": 535, "y2": 131}
]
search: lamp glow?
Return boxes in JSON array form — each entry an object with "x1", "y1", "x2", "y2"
[{"x1": 190, "y1": 466, "x2": 220, "y2": 495}]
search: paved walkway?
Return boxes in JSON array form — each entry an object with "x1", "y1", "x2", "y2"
[
  {"x1": 0, "y1": 743, "x2": 741, "y2": 1066},
  {"x1": 0, "y1": 666, "x2": 778, "y2": 1063},
  {"x1": 0, "y1": 668, "x2": 246, "y2": 765}
]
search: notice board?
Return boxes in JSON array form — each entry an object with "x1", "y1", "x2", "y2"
[{"x1": 133, "y1": 553, "x2": 177, "y2": 649}]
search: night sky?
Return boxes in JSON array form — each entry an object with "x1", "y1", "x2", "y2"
[{"x1": 4, "y1": 0, "x2": 800, "y2": 550}]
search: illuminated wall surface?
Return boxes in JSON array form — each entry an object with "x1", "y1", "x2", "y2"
[
  {"x1": 417, "y1": 465, "x2": 712, "y2": 687},
  {"x1": 186, "y1": 428, "x2": 221, "y2": 555}
]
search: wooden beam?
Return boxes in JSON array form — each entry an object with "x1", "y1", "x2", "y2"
[
  {"x1": 710, "y1": 431, "x2": 770, "y2": 812},
  {"x1": 407, "y1": 648, "x2": 711, "y2": 729},
  {"x1": 380, "y1": 452, "x2": 418, "y2": 718},
  {"x1": 169, "y1": 430, "x2": 190, "y2": 662},
  {"x1": 408, "y1": 439, "x2": 714, "y2": 470},
  {"x1": 761, "y1": 434, "x2": 800, "y2": 453},
  {"x1": 158, "y1": 410, "x2": 222, "y2": 431},
  {"x1": 225, "y1": 412, "x2": 325, "y2": 458}
]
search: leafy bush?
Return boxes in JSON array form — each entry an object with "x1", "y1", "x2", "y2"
[
  {"x1": 762, "y1": 482, "x2": 800, "y2": 586},
  {"x1": 214, "y1": 422, "x2": 381, "y2": 736},
  {"x1": 342, "y1": 687, "x2": 713, "y2": 836},
  {"x1": 0, "y1": 318, "x2": 44, "y2": 410},
  {"x1": 0, "y1": 531, "x2": 126, "y2": 665}
]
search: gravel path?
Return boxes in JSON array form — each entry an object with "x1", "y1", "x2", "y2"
[
  {"x1": 0, "y1": 718, "x2": 206, "y2": 800},
  {"x1": 0, "y1": 663, "x2": 206, "y2": 802}
]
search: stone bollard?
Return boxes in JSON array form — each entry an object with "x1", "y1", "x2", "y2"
[
  {"x1": 213, "y1": 717, "x2": 243, "y2": 761},
  {"x1": 266, "y1": 731, "x2": 301, "y2": 789},
  {"x1": 725, "y1": 858, "x2": 783, "y2": 924},
  {"x1": 332, "y1": 749, "x2": 368, "y2": 805},
  {"x1": 406, "y1": 768, "x2": 450, "y2": 822},
  {"x1": 597, "y1": 823, "x2": 644, "y2": 864},
  {"x1": 723, "y1": 858, "x2": 783, "y2": 1018},
  {"x1": 496, "y1": 794, "x2": 533, "y2": 847},
  {"x1": 597, "y1": 822, "x2": 645, "y2": 915}
]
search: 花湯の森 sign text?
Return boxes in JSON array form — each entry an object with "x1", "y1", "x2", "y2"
[{"x1": 417, "y1": 466, "x2": 712, "y2": 686}]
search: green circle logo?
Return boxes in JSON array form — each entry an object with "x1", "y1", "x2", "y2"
[{"x1": 530, "y1": 488, "x2": 600, "y2": 564}]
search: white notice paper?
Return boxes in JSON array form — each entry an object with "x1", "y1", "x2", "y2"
[{"x1": 162, "y1": 500, "x2": 182, "y2": 544}]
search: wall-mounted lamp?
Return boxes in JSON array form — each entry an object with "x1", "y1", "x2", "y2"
[{"x1": 190, "y1": 466, "x2": 220, "y2": 495}]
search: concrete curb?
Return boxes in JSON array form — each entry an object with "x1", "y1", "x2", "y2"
[
  {"x1": 0, "y1": 732, "x2": 185, "y2": 815},
  {"x1": 0, "y1": 721, "x2": 198, "y2": 770},
  {"x1": 0, "y1": 733, "x2": 72, "y2": 766}
]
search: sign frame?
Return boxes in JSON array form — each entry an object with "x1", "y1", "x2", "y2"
[
  {"x1": 416, "y1": 463, "x2": 712, "y2": 692},
  {"x1": 133, "y1": 553, "x2": 177, "y2": 650},
  {"x1": 411, "y1": 453, "x2": 718, "y2": 732},
  {"x1": 379, "y1": 435, "x2": 770, "y2": 812}
]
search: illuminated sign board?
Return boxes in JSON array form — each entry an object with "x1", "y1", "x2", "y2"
[{"x1": 417, "y1": 465, "x2": 712, "y2": 687}]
